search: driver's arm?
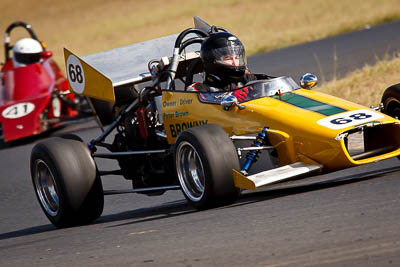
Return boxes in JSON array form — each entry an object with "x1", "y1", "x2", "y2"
[{"x1": 186, "y1": 82, "x2": 211, "y2": 92}]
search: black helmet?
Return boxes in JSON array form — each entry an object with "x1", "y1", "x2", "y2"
[{"x1": 200, "y1": 32, "x2": 247, "y2": 82}]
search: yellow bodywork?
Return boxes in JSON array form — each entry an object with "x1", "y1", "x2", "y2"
[
  {"x1": 61, "y1": 49, "x2": 400, "y2": 174},
  {"x1": 64, "y1": 48, "x2": 115, "y2": 102},
  {"x1": 162, "y1": 89, "x2": 400, "y2": 173}
]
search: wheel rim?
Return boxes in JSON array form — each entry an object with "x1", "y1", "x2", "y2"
[
  {"x1": 33, "y1": 159, "x2": 59, "y2": 217},
  {"x1": 176, "y1": 141, "x2": 205, "y2": 202}
]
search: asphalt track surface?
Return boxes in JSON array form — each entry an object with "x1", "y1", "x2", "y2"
[{"x1": 1, "y1": 21, "x2": 400, "y2": 266}]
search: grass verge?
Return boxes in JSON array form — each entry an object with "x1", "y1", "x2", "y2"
[
  {"x1": 318, "y1": 53, "x2": 400, "y2": 106},
  {"x1": 1, "y1": 0, "x2": 400, "y2": 66}
]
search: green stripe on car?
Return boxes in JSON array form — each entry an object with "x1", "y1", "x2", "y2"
[{"x1": 274, "y1": 92, "x2": 346, "y2": 116}]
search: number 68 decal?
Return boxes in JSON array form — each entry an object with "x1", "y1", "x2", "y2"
[
  {"x1": 317, "y1": 109, "x2": 384, "y2": 130},
  {"x1": 66, "y1": 54, "x2": 85, "y2": 94}
]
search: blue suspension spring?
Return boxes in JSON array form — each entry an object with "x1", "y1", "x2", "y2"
[{"x1": 241, "y1": 127, "x2": 268, "y2": 175}]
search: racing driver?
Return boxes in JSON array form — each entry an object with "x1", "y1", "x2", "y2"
[
  {"x1": 12, "y1": 38, "x2": 43, "y2": 68},
  {"x1": 187, "y1": 31, "x2": 271, "y2": 101}
]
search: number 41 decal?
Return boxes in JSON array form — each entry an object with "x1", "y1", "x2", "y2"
[
  {"x1": 317, "y1": 109, "x2": 384, "y2": 130},
  {"x1": 2, "y1": 102, "x2": 35, "y2": 119}
]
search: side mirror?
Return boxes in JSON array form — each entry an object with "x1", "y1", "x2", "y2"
[
  {"x1": 300, "y1": 73, "x2": 318, "y2": 89},
  {"x1": 221, "y1": 95, "x2": 245, "y2": 111}
]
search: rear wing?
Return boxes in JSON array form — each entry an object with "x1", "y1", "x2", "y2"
[{"x1": 63, "y1": 16, "x2": 211, "y2": 102}]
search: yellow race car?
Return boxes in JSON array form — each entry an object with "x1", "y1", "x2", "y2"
[{"x1": 30, "y1": 17, "x2": 400, "y2": 227}]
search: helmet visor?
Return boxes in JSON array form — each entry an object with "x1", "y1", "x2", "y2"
[
  {"x1": 213, "y1": 44, "x2": 246, "y2": 67},
  {"x1": 14, "y1": 52, "x2": 41, "y2": 65}
]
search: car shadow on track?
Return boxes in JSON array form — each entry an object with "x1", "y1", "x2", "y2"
[
  {"x1": 96, "y1": 164, "x2": 400, "y2": 228},
  {"x1": 0, "y1": 224, "x2": 56, "y2": 241},
  {"x1": 98, "y1": 199, "x2": 196, "y2": 228},
  {"x1": 1, "y1": 165, "x2": 399, "y2": 240},
  {"x1": 0, "y1": 200, "x2": 195, "y2": 241}
]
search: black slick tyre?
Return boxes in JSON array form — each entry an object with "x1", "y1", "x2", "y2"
[
  {"x1": 382, "y1": 83, "x2": 400, "y2": 118},
  {"x1": 30, "y1": 138, "x2": 104, "y2": 228},
  {"x1": 174, "y1": 124, "x2": 240, "y2": 209},
  {"x1": 58, "y1": 133, "x2": 83, "y2": 142}
]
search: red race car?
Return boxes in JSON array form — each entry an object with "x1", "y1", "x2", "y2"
[{"x1": 0, "y1": 21, "x2": 85, "y2": 143}]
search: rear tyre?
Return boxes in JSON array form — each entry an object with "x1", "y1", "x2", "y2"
[
  {"x1": 382, "y1": 83, "x2": 400, "y2": 118},
  {"x1": 30, "y1": 138, "x2": 104, "y2": 228},
  {"x1": 174, "y1": 124, "x2": 240, "y2": 209},
  {"x1": 58, "y1": 133, "x2": 83, "y2": 142}
]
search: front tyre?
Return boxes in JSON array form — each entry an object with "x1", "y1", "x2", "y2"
[
  {"x1": 382, "y1": 83, "x2": 400, "y2": 118},
  {"x1": 175, "y1": 124, "x2": 240, "y2": 209},
  {"x1": 31, "y1": 138, "x2": 104, "y2": 228}
]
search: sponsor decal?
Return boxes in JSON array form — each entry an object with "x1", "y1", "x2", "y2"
[
  {"x1": 163, "y1": 111, "x2": 189, "y2": 120},
  {"x1": 170, "y1": 120, "x2": 208, "y2": 137},
  {"x1": 175, "y1": 111, "x2": 189, "y2": 117},
  {"x1": 180, "y1": 99, "x2": 192, "y2": 105},
  {"x1": 163, "y1": 99, "x2": 192, "y2": 108},
  {"x1": 163, "y1": 112, "x2": 174, "y2": 120},
  {"x1": 163, "y1": 101, "x2": 177, "y2": 107}
]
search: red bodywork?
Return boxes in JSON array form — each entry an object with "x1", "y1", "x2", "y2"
[{"x1": 0, "y1": 58, "x2": 78, "y2": 142}]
